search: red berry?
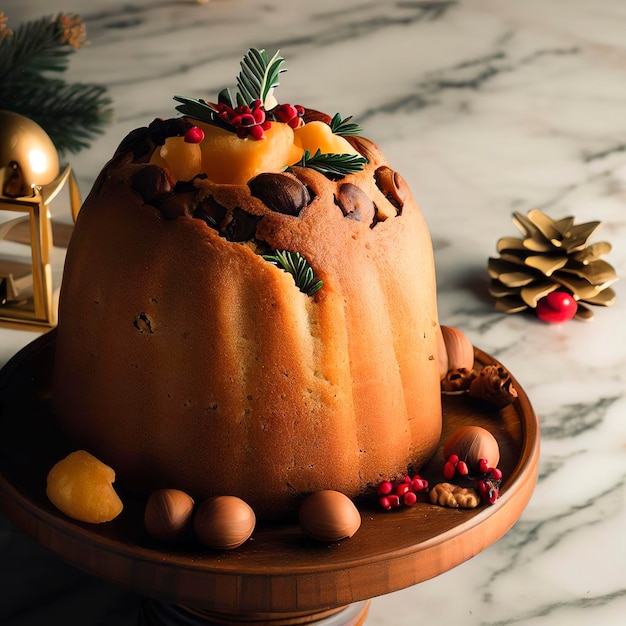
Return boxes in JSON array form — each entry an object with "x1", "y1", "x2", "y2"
[
  {"x1": 379, "y1": 495, "x2": 401, "y2": 510},
  {"x1": 479, "y1": 458, "x2": 490, "y2": 474},
  {"x1": 457, "y1": 460, "x2": 469, "y2": 476},
  {"x1": 536, "y1": 291, "x2": 578, "y2": 323},
  {"x1": 484, "y1": 484, "x2": 499, "y2": 505},
  {"x1": 184, "y1": 126, "x2": 204, "y2": 143},
  {"x1": 287, "y1": 116, "x2": 304, "y2": 129},
  {"x1": 443, "y1": 461, "x2": 457, "y2": 480},
  {"x1": 248, "y1": 125, "x2": 265, "y2": 140},
  {"x1": 447, "y1": 454, "x2": 459, "y2": 465},
  {"x1": 490, "y1": 467, "x2": 503, "y2": 481},
  {"x1": 377, "y1": 480, "x2": 393, "y2": 496},
  {"x1": 252, "y1": 107, "x2": 266, "y2": 124},
  {"x1": 395, "y1": 482, "x2": 411, "y2": 497},
  {"x1": 403, "y1": 491, "x2": 417, "y2": 506},
  {"x1": 379, "y1": 496, "x2": 393, "y2": 510},
  {"x1": 411, "y1": 476, "x2": 427, "y2": 492}
]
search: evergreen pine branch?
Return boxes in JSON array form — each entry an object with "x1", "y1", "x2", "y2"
[
  {"x1": 236, "y1": 48, "x2": 285, "y2": 107},
  {"x1": 288, "y1": 149, "x2": 368, "y2": 178},
  {"x1": 329, "y1": 113, "x2": 363, "y2": 137},
  {"x1": 262, "y1": 250, "x2": 323, "y2": 296},
  {"x1": 0, "y1": 13, "x2": 111, "y2": 153},
  {"x1": 4, "y1": 79, "x2": 113, "y2": 154},
  {"x1": 0, "y1": 14, "x2": 72, "y2": 84},
  {"x1": 173, "y1": 95, "x2": 235, "y2": 133}
]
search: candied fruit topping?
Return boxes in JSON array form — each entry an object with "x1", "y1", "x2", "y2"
[{"x1": 46, "y1": 450, "x2": 123, "y2": 524}]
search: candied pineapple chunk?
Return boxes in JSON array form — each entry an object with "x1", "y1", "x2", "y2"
[
  {"x1": 46, "y1": 450, "x2": 123, "y2": 523},
  {"x1": 150, "y1": 136, "x2": 202, "y2": 181},
  {"x1": 293, "y1": 120, "x2": 359, "y2": 157},
  {"x1": 196, "y1": 121, "x2": 303, "y2": 185}
]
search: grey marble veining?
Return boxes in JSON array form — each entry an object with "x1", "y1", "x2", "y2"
[{"x1": 1, "y1": 1, "x2": 625, "y2": 624}]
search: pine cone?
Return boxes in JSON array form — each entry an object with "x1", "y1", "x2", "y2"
[{"x1": 488, "y1": 209, "x2": 618, "y2": 321}]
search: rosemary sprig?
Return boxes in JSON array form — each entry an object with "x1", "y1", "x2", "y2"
[
  {"x1": 172, "y1": 95, "x2": 235, "y2": 132},
  {"x1": 236, "y1": 48, "x2": 285, "y2": 108},
  {"x1": 262, "y1": 250, "x2": 323, "y2": 296},
  {"x1": 288, "y1": 149, "x2": 368, "y2": 178},
  {"x1": 329, "y1": 113, "x2": 363, "y2": 137}
]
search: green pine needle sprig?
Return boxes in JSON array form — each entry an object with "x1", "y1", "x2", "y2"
[
  {"x1": 173, "y1": 95, "x2": 235, "y2": 133},
  {"x1": 9, "y1": 80, "x2": 112, "y2": 153},
  {"x1": 262, "y1": 250, "x2": 323, "y2": 296},
  {"x1": 236, "y1": 48, "x2": 285, "y2": 108},
  {"x1": 288, "y1": 149, "x2": 368, "y2": 178},
  {"x1": 0, "y1": 13, "x2": 112, "y2": 154},
  {"x1": 329, "y1": 113, "x2": 363, "y2": 137}
]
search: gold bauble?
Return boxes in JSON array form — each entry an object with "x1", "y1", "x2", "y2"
[{"x1": 0, "y1": 110, "x2": 60, "y2": 197}]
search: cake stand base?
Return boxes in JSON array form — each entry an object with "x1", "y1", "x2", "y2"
[{"x1": 139, "y1": 599, "x2": 370, "y2": 626}]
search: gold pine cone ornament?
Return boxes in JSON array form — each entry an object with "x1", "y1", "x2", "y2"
[{"x1": 488, "y1": 209, "x2": 618, "y2": 322}]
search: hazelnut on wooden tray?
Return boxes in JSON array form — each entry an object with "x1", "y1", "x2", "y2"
[
  {"x1": 299, "y1": 490, "x2": 361, "y2": 542},
  {"x1": 443, "y1": 425, "x2": 500, "y2": 472},
  {"x1": 144, "y1": 489, "x2": 195, "y2": 542},
  {"x1": 194, "y1": 496, "x2": 256, "y2": 550}
]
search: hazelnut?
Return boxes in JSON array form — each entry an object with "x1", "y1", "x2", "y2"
[
  {"x1": 299, "y1": 490, "x2": 361, "y2": 543},
  {"x1": 194, "y1": 496, "x2": 255, "y2": 550},
  {"x1": 144, "y1": 489, "x2": 195, "y2": 543},
  {"x1": 438, "y1": 326, "x2": 475, "y2": 379},
  {"x1": 443, "y1": 425, "x2": 500, "y2": 471}
]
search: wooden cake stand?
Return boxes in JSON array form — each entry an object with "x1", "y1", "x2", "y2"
[{"x1": 0, "y1": 331, "x2": 539, "y2": 625}]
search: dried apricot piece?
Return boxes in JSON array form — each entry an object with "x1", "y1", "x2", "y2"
[
  {"x1": 293, "y1": 120, "x2": 359, "y2": 157},
  {"x1": 46, "y1": 450, "x2": 123, "y2": 523}
]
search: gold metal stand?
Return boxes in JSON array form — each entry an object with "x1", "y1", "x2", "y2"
[{"x1": 0, "y1": 164, "x2": 80, "y2": 330}]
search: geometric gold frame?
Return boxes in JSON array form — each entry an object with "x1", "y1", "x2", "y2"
[{"x1": 0, "y1": 164, "x2": 81, "y2": 330}]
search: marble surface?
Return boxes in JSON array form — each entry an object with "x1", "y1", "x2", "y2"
[{"x1": 1, "y1": 0, "x2": 625, "y2": 624}]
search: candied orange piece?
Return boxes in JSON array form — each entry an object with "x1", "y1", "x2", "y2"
[
  {"x1": 293, "y1": 120, "x2": 359, "y2": 157},
  {"x1": 150, "y1": 136, "x2": 202, "y2": 181},
  {"x1": 46, "y1": 450, "x2": 123, "y2": 524},
  {"x1": 196, "y1": 120, "x2": 303, "y2": 185}
]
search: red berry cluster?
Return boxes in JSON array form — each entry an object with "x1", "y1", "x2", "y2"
[
  {"x1": 443, "y1": 455, "x2": 503, "y2": 505},
  {"x1": 215, "y1": 99, "x2": 271, "y2": 139},
  {"x1": 273, "y1": 103, "x2": 305, "y2": 129},
  {"x1": 377, "y1": 475, "x2": 429, "y2": 510},
  {"x1": 443, "y1": 454, "x2": 469, "y2": 480},
  {"x1": 476, "y1": 458, "x2": 502, "y2": 504}
]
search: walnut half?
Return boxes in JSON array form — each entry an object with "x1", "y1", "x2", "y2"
[{"x1": 429, "y1": 482, "x2": 480, "y2": 509}]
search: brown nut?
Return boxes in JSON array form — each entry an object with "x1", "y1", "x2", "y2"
[
  {"x1": 299, "y1": 490, "x2": 361, "y2": 542},
  {"x1": 194, "y1": 496, "x2": 255, "y2": 550},
  {"x1": 335, "y1": 182, "x2": 376, "y2": 223},
  {"x1": 132, "y1": 164, "x2": 174, "y2": 205},
  {"x1": 374, "y1": 166, "x2": 407, "y2": 214},
  {"x1": 468, "y1": 365, "x2": 518, "y2": 408},
  {"x1": 441, "y1": 367, "x2": 477, "y2": 393},
  {"x1": 429, "y1": 483, "x2": 480, "y2": 509},
  {"x1": 443, "y1": 425, "x2": 500, "y2": 470},
  {"x1": 438, "y1": 326, "x2": 475, "y2": 379},
  {"x1": 144, "y1": 489, "x2": 195, "y2": 543},
  {"x1": 248, "y1": 172, "x2": 311, "y2": 216}
]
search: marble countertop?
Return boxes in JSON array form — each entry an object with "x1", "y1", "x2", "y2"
[{"x1": 1, "y1": 1, "x2": 625, "y2": 624}]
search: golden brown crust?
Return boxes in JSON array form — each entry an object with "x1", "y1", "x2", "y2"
[{"x1": 53, "y1": 120, "x2": 442, "y2": 519}]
